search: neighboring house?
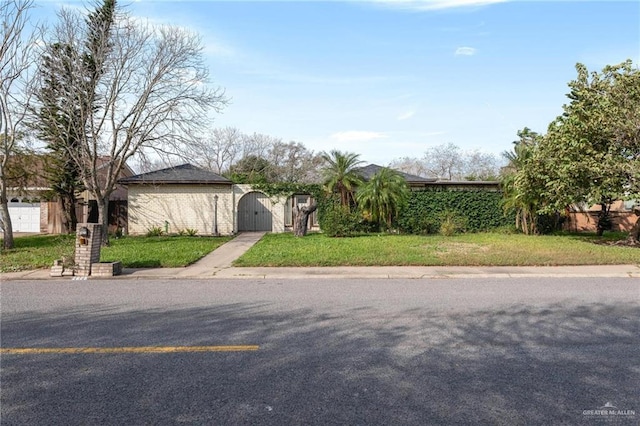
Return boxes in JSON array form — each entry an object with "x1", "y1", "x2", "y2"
[
  {"x1": 120, "y1": 164, "x2": 313, "y2": 235},
  {"x1": 4, "y1": 155, "x2": 133, "y2": 234}
]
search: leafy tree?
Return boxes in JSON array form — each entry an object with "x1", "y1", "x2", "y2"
[
  {"x1": 356, "y1": 167, "x2": 409, "y2": 231},
  {"x1": 535, "y1": 61, "x2": 640, "y2": 237},
  {"x1": 321, "y1": 150, "x2": 364, "y2": 209}
]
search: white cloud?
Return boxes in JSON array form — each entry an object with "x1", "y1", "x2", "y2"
[
  {"x1": 397, "y1": 111, "x2": 415, "y2": 120},
  {"x1": 372, "y1": 0, "x2": 507, "y2": 12},
  {"x1": 455, "y1": 46, "x2": 477, "y2": 56},
  {"x1": 330, "y1": 131, "x2": 388, "y2": 142}
]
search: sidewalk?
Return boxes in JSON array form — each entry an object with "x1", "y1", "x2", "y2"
[{"x1": 2, "y1": 232, "x2": 640, "y2": 280}]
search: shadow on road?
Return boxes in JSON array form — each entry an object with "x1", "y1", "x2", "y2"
[{"x1": 2, "y1": 302, "x2": 638, "y2": 425}]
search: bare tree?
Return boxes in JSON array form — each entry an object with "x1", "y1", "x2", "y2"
[
  {"x1": 177, "y1": 127, "x2": 322, "y2": 183},
  {"x1": 391, "y1": 143, "x2": 502, "y2": 181},
  {"x1": 0, "y1": 0, "x2": 41, "y2": 249},
  {"x1": 35, "y1": 1, "x2": 227, "y2": 244},
  {"x1": 464, "y1": 149, "x2": 500, "y2": 180},
  {"x1": 242, "y1": 132, "x2": 276, "y2": 160},
  {"x1": 228, "y1": 133, "x2": 323, "y2": 183},
  {"x1": 181, "y1": 126, "x2": 242, "y2": 174},
  {"x1": 423, "y1": 142, "x2": 464, "y2": 180},
  {"x1": 267, "y1": 140, "x2": 322, "y2": 183},
  {"x1": 388, "y1": 156, "x2": 429, "y2": 177}
]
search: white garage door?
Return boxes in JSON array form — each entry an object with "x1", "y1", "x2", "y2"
[{"x1": 8, "y1": 203, "x2": 41, "y2": 232}]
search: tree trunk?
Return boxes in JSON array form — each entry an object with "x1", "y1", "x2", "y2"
[
  {"x1": 596, "y1": 202, "x2": 611, "y2": 237},
  {"x1": 293, "y1": 204, "x2": 317, "y2": 237},
  {"x1": 60, "y1": 193, "x2": 79, "y2": 234},
  {"x1": 0, "y1": 197, "x2": 14, "y2": 250},
  {"x1": 97, "y1": 196, "x2": 110, "y2": 246},
  {"x1": 627, "y1": 207, "x2": 640, "y2": 244}
]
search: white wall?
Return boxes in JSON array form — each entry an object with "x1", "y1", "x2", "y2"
[{"x1": 127, "y1": 184, "x2": 288, "y2": 235}]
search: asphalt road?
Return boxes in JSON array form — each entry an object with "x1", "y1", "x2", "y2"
[{"x1": 1, "y1": 277, "x2": 638, "y2": 425}]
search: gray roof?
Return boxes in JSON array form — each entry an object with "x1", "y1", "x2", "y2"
[
  {"x1": 357, "y1": 164, "x2": 437, "y2": 185},
  {"x1": 119, "y1": 164, "x2": 232, "y2": 185}
]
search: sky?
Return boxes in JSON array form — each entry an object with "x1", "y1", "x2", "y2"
[{"x1": 33, "y1": 0, "x2": 640, "y2": 166}]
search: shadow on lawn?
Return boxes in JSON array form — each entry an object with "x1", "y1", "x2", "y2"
[{"x1": 2, "y1": 302, "x2": 638, "y2": 425}]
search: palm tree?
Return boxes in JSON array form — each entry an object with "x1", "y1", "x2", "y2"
[
  {"x1": 321, "y1": 150, "x2": 364, "y2": 209},
  {"x1": 356, "y1": 167, "x2": 410, "y2": 231},
  {"x1": 501, "y1": 128, "x2": 542, "y2": 234}
]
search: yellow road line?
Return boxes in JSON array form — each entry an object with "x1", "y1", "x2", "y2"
[{"x1": 0, "y1": 345, "x2": 259, "y2": 355}]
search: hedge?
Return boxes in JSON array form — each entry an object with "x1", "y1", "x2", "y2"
[{"x1": 396, "y1": 189, "x2": 514, "y2": 234}]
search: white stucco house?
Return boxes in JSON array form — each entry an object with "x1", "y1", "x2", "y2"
[{"x1": 118, "y1": 164, "x2": 317, "y2": 235}]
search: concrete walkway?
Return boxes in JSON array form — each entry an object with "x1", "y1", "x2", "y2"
[{"x1": 2, "y1": 232, "x2": 640, "y2": 280}]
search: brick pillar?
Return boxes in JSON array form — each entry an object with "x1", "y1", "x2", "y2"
[{"x1": 75, "y1": 223, "x2": 102, "y2": 276}]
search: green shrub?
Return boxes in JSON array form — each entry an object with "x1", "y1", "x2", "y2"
[
  {"x1": 318, "y1": 199, "x2": 362, "y2": 237},
  {"x1": 438, "y1": 210, "x2": 468, "y2": 236},
  {"x1": 146, "y1": 226, "x2": 164, "y2": 237},
  {"x1": 185, "y1": 228, "x2": 198, "y2": 236}
]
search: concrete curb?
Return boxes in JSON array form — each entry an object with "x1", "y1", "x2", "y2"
[{"x1": 3, "y1": 264, "x2": 639, "y2": 281}]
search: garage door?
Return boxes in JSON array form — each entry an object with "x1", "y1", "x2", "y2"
[
  {"x1": 8, "y1": 203, "x2": 41, "y2": 232},
  {"x1": 237, "y1": 192, "x2": 272, "y2": 232}
]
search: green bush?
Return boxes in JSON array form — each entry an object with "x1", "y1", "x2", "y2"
[
  {"x1": 438, "y1": 210, "x2": 468, "y2": 236},
  {"x1": 146, "y1": 226, "x2": 164, "y2": 237},
  {"x1": 318, "y1": 202, "x2": 362, "y2": 237}
]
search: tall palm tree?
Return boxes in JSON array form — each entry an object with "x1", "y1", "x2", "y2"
[
  {"x1": 321, "y1": 150, "x2": 364, "y2": 209},
  {"x1": 356, "y1": 167, "x2": 409, "y2": 231}
]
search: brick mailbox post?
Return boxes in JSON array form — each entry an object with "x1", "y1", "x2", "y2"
[
  {"x1": 75, "y1": 223, "x2": 102, "y2": 276},
  {"x1": 50, "y1": 223, "x2": 121, "y2": 277}
]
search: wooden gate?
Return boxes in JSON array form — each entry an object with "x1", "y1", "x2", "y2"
[{"x1": 237, "y1": 192, "x2": 272, "y2": 232}]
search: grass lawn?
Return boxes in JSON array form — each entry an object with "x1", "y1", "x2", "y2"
[
  {"x1": 3, "y1": 231, "x2": 637, "y2": 272},
  {"x1": 234, "y1": 232, "x2": 640, "y2": 267},
  {"x1": 0, "y1": 234, "x2": 233, "y2": 272}
]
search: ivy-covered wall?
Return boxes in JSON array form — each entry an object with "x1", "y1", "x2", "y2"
[{"x1": 396, "y1": 189, "x2": 514, "y2": 234}]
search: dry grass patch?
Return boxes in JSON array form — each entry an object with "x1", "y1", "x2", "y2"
[{"x1": 432, "y1": 242, "x2": 490, "y2": 256}]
